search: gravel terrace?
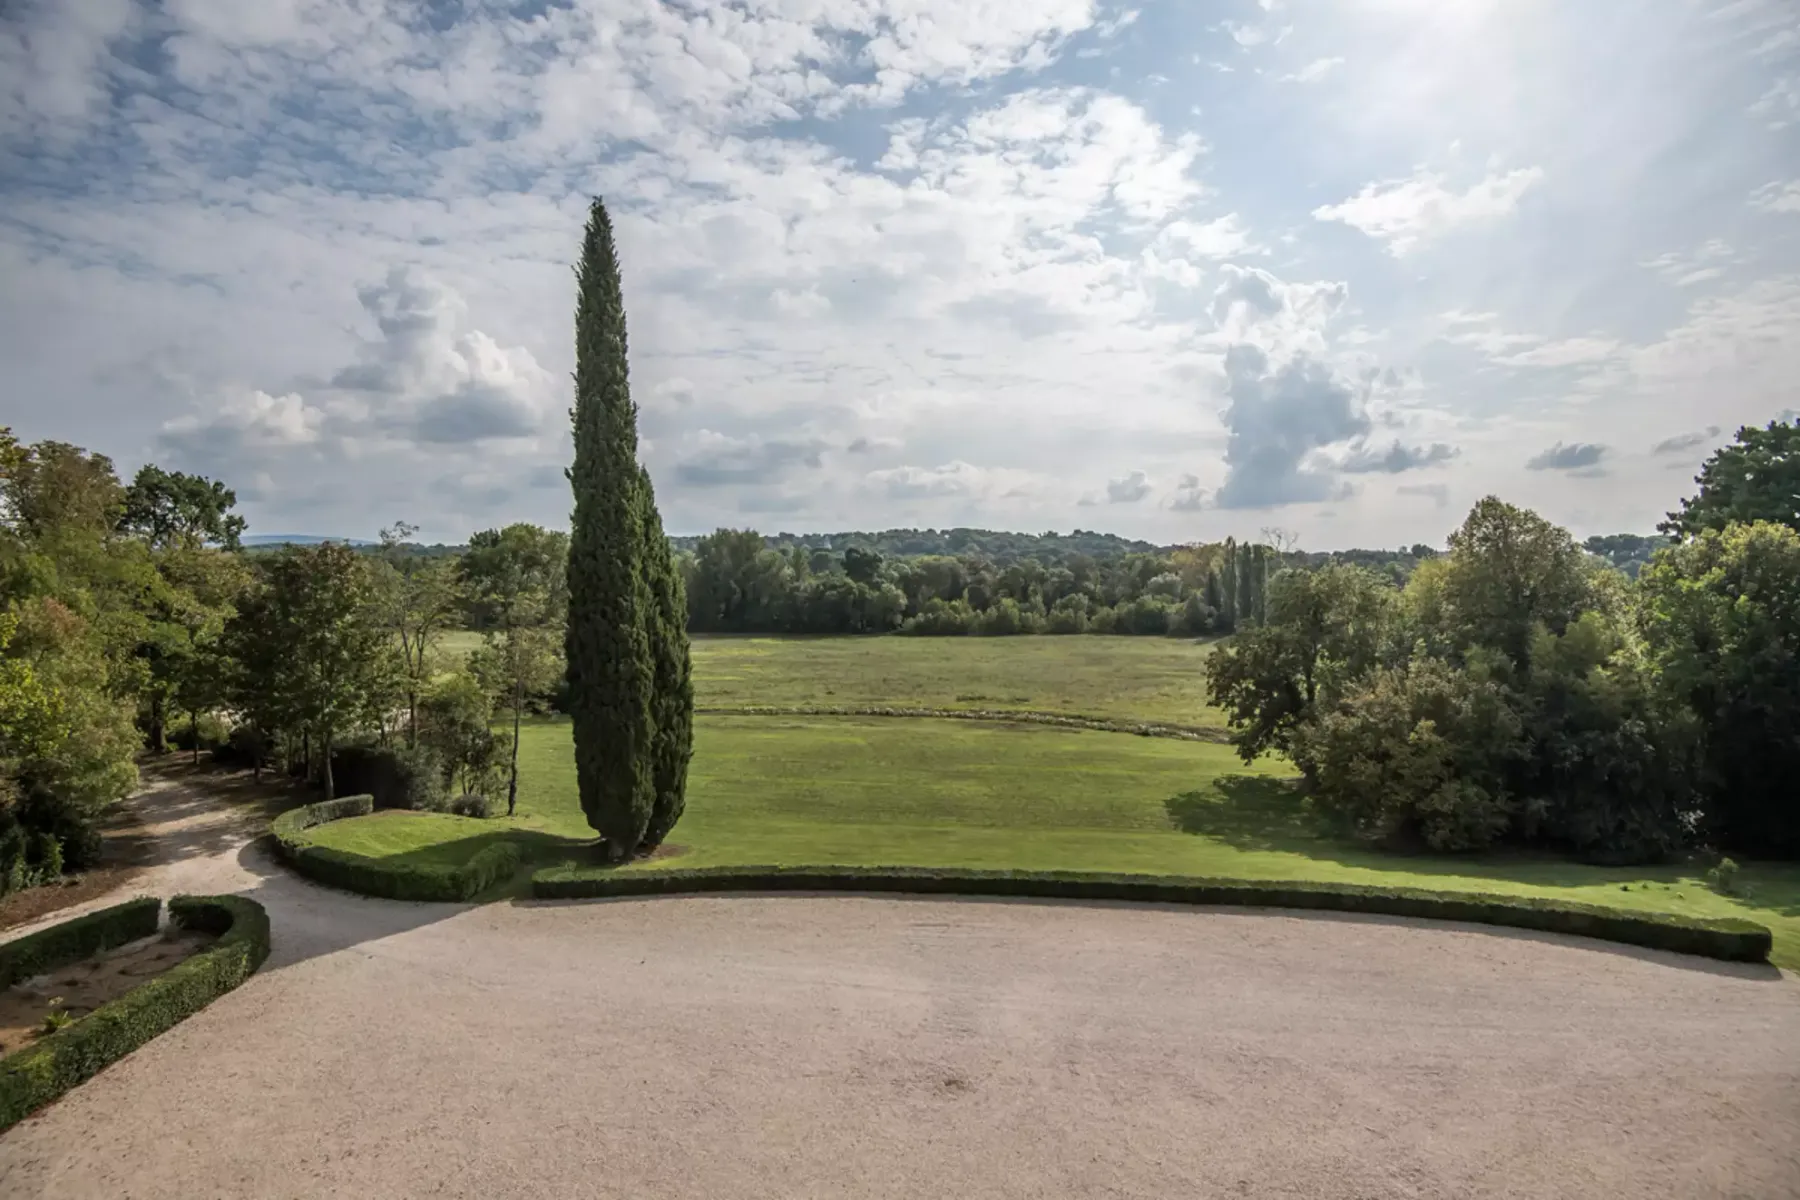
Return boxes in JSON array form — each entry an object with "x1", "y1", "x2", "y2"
[{"x1": 0, "y1": 772, "x2": 1796, "y2": 1199}]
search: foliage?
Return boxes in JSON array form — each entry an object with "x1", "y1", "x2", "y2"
[
  {"x1": 330, "y1": 743, "x2": 447, "y2": 812},
  {"x1": 374, "y1": 521, "x2": 463, "y2": 748},
  {"x1": 1660, "y1": 416, "x2": 1800, "y2": 537},
  {"x1": 448, "y1": 793, "x2": 494, "y2": 819},
  {"x1": 0, "y1": 897, "x2": 160, "y2": 989},
  {"x1": 639, "y1": 468, "x2": 694, "y2": 850},
  {"x1": 530, "y1": 865, "x2": 1771, "y2": 963},
  {"x1": 1204, "y1": 564, "x2": 1398, "y2": 766},
  {"x1": 1292, "y1": 657, "x2": 1526, "y2": 851},
  {"x1": 0, "y1": 895, "x2": 270, "y2": 1133},
  {"x1": 1708, "y1": 857, "x2": 1741, "y2": 896},
  {"x1": 1436, "y1": 497, "x2": 1602, "y2": 669},
  {"x1": 565, "y1": 197, "x2": 657, "y2": 859},
  {"x1": 463, "y1": 522, "x2": 567, "y2": 816},
  {"x1": 223, "y1": 543, "x2": 398, "y2": 797},
  {"x1": 417, "y1": 671, "x2": 509, "y2": 799},
  {"x1": 1638, "y1": 521, "x2": 1800, "y2": 856},
  {"x1": 117, "y1": 464, "x2": 246, "y2": 551}
]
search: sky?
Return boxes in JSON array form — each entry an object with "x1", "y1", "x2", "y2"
[{"x1": 2, "y1": 0, "x2": 1797, "y2": 549}]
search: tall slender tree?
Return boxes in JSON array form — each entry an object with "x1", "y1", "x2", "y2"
[
  {"x1": 638, "y1": 467, "x2": 693, "y2": 849},
  {"x1": 1221, "y1": 536, "x2": 1238, "y2": 629},
  {"x1": 565, "y1": 197, "x2": 658, "y2": 860}
]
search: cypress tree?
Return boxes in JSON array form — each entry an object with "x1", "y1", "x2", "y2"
[
  {"x1": 1235, "y1": 541, "x2": 1254, "y2": 627},
  {"x1": 1221, "y1": 537, "x2": 1238, "y2": 629},
  {"x1": 638, "y1": 466, "x2": 693, "y2": 850},
  {"x1": 566, "y1": 197, "x2": 656, "y2": 860}
]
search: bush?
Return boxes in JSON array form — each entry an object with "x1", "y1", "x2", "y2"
[
  {"x1": 0, "y1": 894, "x2": 269, "y2": 1131},
  {"x1": 0, "y1": 897, "x2": 161, "y2": 989},
  {"x1": 448, "y1": 793, "x2": 493, "y2": 819},
  {"x1": 270, "y1": 796, "x2": 520, "y2": 901},
  {"x1": 529, "y1": 865, "x2": 1773, "y2": 963},
  {"x1": 329, "y1": 743, "x2": 447, "y2": 811},
  {"x1": 211, "y1": 725, "x2": 271, "y2": 770},
  {"x1": 2, "y1": 786, "x2": 103, "y2": 885},
  {"x1": 1707, "y1": 857, "x2": 1742, "y2": 896},
  {"x1": 168, "y1": 712, "x2": 232, "y2": 753}
]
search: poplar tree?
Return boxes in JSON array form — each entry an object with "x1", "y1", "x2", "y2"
[{"x1": 565, "y1": 198, "x2": 657, "y2": 859}]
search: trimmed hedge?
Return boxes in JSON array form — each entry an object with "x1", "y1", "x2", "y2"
[
  {"x1": 0, "y1": 894, "x2": 270, "y2": 1131},
  {"x1": 270, "y1": 796, "x2": 521, "y2": 902},
  {"x1": 530, "y1": 865, "x2": 1774, "y2": 963},
  {"x1": 0, "y1": 897, "x2": 162, "y2": 990}
]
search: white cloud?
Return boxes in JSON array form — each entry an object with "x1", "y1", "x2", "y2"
[
  {"x1": 1313, "y1": 166, "x2": 1545, "y2": 256},
  {"x1": 1751, "y1": 180, "x2": 1800, "y2": 212},
  {"x1": 1281, "y1": 57, "x2": 1344, "y2": 83}
]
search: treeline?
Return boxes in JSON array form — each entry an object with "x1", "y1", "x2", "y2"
[
  {"x1": 1206, "y1": 418, "x2": 1800, "y2": 864},
  {"x1": 670, "y1": 526, "x2": 1163, "y2": 564}
]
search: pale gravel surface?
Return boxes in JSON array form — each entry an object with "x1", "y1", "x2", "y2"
[{"x1": 2, "y1": 777, "x2": 1798, "y2": 1199}]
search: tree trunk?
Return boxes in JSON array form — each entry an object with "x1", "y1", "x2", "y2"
[
  {"x1": 407, "y1": 688, "x2": 418, "y2": 750},
  {"x1": 322, "y1": 727, "x2": 335, "y2": 800},
  {"x1": 191, "y1": 709, "x2": 200, "y2": 766},
  {"x1": 149, "y1": 694, "x2": 167, "y2": 755},
  {"x1": 507, "y1": 678, "x2": 523, "y2": 817}
]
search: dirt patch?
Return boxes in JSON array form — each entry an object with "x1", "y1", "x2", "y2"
[{"x1": 0, "y1": 928, "x2": 217, "y2": 1056}]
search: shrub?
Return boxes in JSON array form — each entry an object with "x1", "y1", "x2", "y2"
[
  {"x1": 270, "y1": 796, "x2": 520, "y2": 901},
  {"x1": 1707, "y1": 857, "x2": 1741, "y2": 896},
  {"x1": 211, "y1": 725, "x2": 271, "y2": 770},
  {"x1": 0, "y1": 894, "x2": 269, "y2": 1131},
  {"x1": 529, "y1": 865, "x2": 1772, "y2": 963},
  {"x1": 330, "y1": 743, "x2": 447, "y2": 811},
  {"x1": 168, "y1": 712, "x2": 231, "y2": 753},
  {"x1": 448, "y1": 793, "x2": 493, "y2": 819},
  {"x1": 12, "y1": 786, "x2": 103, "y2": 873},
  {"x1": 0, "y1": 897, "x2": 161, "y2": 989}
]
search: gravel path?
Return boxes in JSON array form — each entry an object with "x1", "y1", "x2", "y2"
[{"x1": 2, "y1": 775, "x2": 1797, "y2": 1199}]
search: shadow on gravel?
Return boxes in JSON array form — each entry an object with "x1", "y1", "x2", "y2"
[{"x1": 515, "y1": 890, "x2": 1787, "y2": 982}]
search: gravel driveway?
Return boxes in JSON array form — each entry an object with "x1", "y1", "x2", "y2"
[{"x1": 1, "y1": 775, "x2": 1797, "y2": 1199}]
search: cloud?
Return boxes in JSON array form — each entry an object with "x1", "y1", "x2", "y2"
[
  {"x1": 1214, "y1": 344, "x2": 1370, "y2": 509},
  {"x1": 1397, "y1": 483, "x2": 1450, "y2": 508},
  {"x1": 846, "y1": 435, "x2": 903, "y2": 454},
  {"x1": 1281, "y1": 57, "x2": 1344, "y2": 83},
  {"x1": 1750, "y1": 180, "x2": 1800, "y2": 213},
  {"x1": 1525, "y1": 442, "x2": 1609, "y2": 472},
  {"x1": 1339, "y1": 440, "x2": 1459, "y2": 474},
  {"x1": 671, "y1": 430, "x2": 829, "y2": 487},
  {"x1": 1640, "y1": 240, "x2": 1741, "y2": 288},
  {"x1": 1167, "y1": 473, "x2": 1209, "y2": 511},
  {"x1": 1651, "y1": 426, "x2": 1722, "y2": 455},
  {"x1": 1104, "y1": 469, "x2": 1152, "y2": 502},
  {"x1": 1313, "y1": 166, "x2": 1545, "y2": 256},
  {"x1": 864, "y1": 461, "x2": 1036, "y2": 501}
]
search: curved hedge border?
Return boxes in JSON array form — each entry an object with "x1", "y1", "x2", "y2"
[
  {"x1": 0, "y1": 897, "x2": 161, "y2": 990},
  {"x1": 700, "y1": 704, "x2": 1230, "y2": 743},
  {"x1": 530, "y1": 865, "x2": 1773, "y2": 963},
  {"x1": 271, "y1": 795, "x2": 521, "y2": 902},
  {"x1": 0, "y1": 894, "x2": 270, "y2": 1131}
]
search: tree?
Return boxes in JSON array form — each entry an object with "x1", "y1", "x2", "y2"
[
  {"x1": 1204, "y1": 565, "x2": 1398, "y2": 770},
  {"x1": 1659, "y1": 417, "x2": 1800, "y2": 538},
  {"x1": 376, "y1": 521, "x2": 463, "y2": 748},
  {"x1": 463, "y1": 523, "x2": 566, "y2": 816},
  {"x1": 419, "y1": 670, "x2": 509, "y2": 799},
  {"x1": 1639, "y1": 521, "x2": 1800, "y2": 857},
  {"x1": 637, "y1": 468, "x2": 693, "y2": 849},
  {"x1": 1291, "y1": 656, "x2": 1526, "y2": 851},
  {"x1": 118, "y1": 465, "x2": 246, "y2": 551},
  {"x1": 566, "y1": 197, "x2": 658, "y2": 859},
  {"x1": 1437, "y1": 497, "x2": 1600, "y2": 671},
  {"x1": 230, "y1": 544, "x2": 394, "y2": 798}
]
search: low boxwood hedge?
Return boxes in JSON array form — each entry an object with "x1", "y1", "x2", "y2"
[
  {"x1": 0, "y1": 897, "x2": 161, "y2": 990},
  {"x1": 270, "y1": 796, "x2": 521, "y2": 902},
  {"x1": 0, "y1": 893, "x2": 271, "y2": 1131},
  {"x1": 530, "y1": 865, "x2": 1773, "y2": 963}
]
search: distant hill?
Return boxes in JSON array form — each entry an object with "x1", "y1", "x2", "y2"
[{"x1": 668, "y1": 527, "x2": 1166, "y2": 562}]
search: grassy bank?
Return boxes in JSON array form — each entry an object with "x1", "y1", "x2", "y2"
[{"x1": 298, "y1": 715, "x2": 1800, "y2": 967}]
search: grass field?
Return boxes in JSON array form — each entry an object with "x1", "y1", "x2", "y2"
[
  {"x1": 299, "y1": 703, "x2": 1800, "y2": 967},
  {"x1": 435, "y1": 631, "x2": 1226, "y2": 727}
]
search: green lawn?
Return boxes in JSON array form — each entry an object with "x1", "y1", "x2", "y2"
[
  {"x1": 302, "y1": 714, "x2": 1800, "y2": 968},
  {"x1": 434, "y1": 631, "x2": 1227, "y2": 727}
]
